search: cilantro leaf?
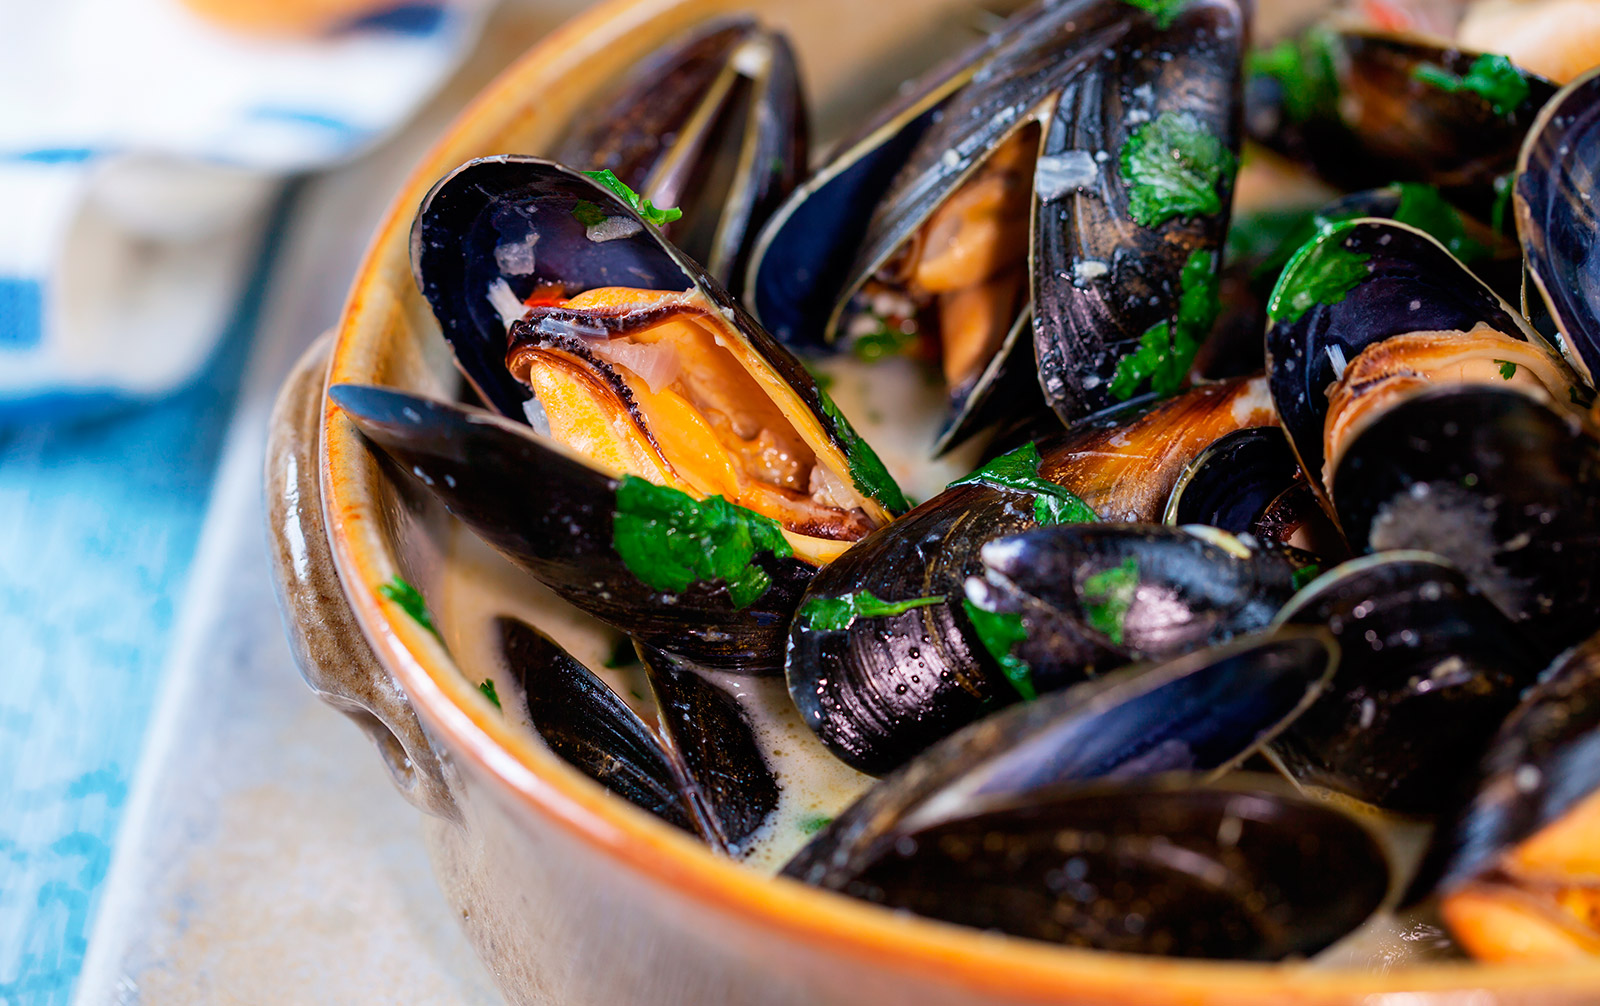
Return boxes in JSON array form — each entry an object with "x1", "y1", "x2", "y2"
[
  {"x1": 1268, "y1": 227, "x2": 1372, "y2": 326},
  {"x1": 1109, "y1": 249, "x2": 1219, "y2": 401},
  {"x1": 948, "y1": 442, "x2": 1098, "y2": 524},
  {"x1": 800, "y1": 591, "x2": 945, "y2": 631},
  {"x1": 611, "y1": 476, "x2": 794, "y2": 608},
  {"x1": 378, "y1": 576, "x2": 441, "y2": 639},
  {"x1": 1412, "y1": 54, "x2": 1530, "y2": 116},
  {"x1": 1121, "y1": 111, "x2": 1235, "y2": 228},
  {"x1": 961, "y1": 599, "x2": 1036, "y2": 701},
  {"x1": 477, "y1": 679, "x2": 502, "y2": 710},
  {"x1": 816, "y1": 388, "x2": 909, "y2": 512},
  {"x1": 581, "y1": 169, "x2": 684, "y2": 227},
  {"x1": 1080, "y1": 557, "x2": 1140, "y2": 645}
]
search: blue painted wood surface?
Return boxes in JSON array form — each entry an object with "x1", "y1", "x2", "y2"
[{"x1": 0, "y1": 197, "x2": 291, "y2": 1006}]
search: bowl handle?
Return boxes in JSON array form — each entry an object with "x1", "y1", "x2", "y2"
[{"x1": 265, "y1": 333, "x2": 458, "y2": 821}]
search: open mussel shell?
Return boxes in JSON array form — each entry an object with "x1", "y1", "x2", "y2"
[
  {"x1": 807, "y1": 773, "x2": 1389, "y2": 960},
  {"x1": 1268, "y1": 552, "x2": 1547, "y2": 814},
  {"x1": 1247, "y1": 27, "x2": 1557, "y2": 209},
  {"x1": 410, "y1": 156, "x2": 913, "y2": 538},
  {"x1": 495, "y1": 616, "x2": 699, "y2": 835},
  {"x1": 333, "y1": 386, "x2": 812, "y2": 675},
  {"x1": 1332, "y1": 385, "x2": 1600, "y2": 648},
  {"x1": 496, "y1": 617, "x2": 777, "y2": 852},
  {"x1": 1034, "y1": 0, "x2": 1243, "y2": 425},
  {"x1": 1407, "y1": 631, "x2": 1600, "y2": 958},
  {"x1": 968, "y1": 524, "x2": 1301, "y2": 676},
  {"x1": 1163, "y1": 427, "x2": 1303, "y2": 535},
  {"x1": 785, "y1": 378, "x2": 1277, "y2": 774},
  {"x1": 784, "y1": 630, "x2": 1337, "y2": 886},
  {"x1": 1517, "y1": 65, "x2": 1600, "y2": 386},
  {"x1": 1265, "y1": 217, "x2": 1554, "y2": 498},
  {"x1": 555, "y1": 18, "x2": 806, "y2": 293}
]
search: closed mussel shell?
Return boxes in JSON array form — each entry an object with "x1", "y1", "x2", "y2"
[
  {"x1": 1163, "y1": 426, "x2": 1304, "y2": 534},
  {"x1": 1269, "y1": 552, "x2": 1547, "y2": 814}
]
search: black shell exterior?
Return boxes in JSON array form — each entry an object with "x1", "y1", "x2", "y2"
[
  {"x1": 1518, "y1": 66, "x2": 1600, "y2": 387},
  {"x1": 1333, "y1": 385, "x2": 1600, "y2": 650},
  {"x1": 1270, "y1": 552, "x2": 1547, "y2": 814},
  {"x1": 333, "y1": 386, "x2": 812, "y2": 675},
  {"x1": 1163, "y1": 427, "x2": 1302, "y2": 533}
]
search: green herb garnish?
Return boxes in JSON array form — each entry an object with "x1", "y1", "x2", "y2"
[
  {"x1": 611, "y1": 476, "x2": 793, "y2": 608},
  {"x1": 378, "y1": 576, "x2": 440, "y2": 639},
  {"x1": 1080, "y1": 557, "x2": 1140, "y2": 645},
  {"x1": 1109, "y1": 249, "x2": 1219, "y2": 401},
  {"x1": 800, "y1": 591, "x2": 945, "y2": 631},
  {"x1": 948, "y1": 442, "x2": 1098, "y2": 525},
  {"x1": 1121, "y1": 111, "x2": 1235, "y2": 228},
  {"x1": 1392, "y1": 182, "x2": 1490, "y2": 264},
  {"x1": 1491, "y1": 172, "x2": 1516, "y2": 235},
  {"x1": 1291, "y1": 563, "x2": 1322, "y2": 590},
  {"x1": 581, "y1": 169, "x2": 683, "y2": 227},
  {"x1": 799, "y1": 814, "x2": 832, "y2": 835},
  {"x1": 1246, "y1": 27, "x2": 1341, "y2": 123},
  {"x1": 1267, "y1": 226, "x2": 1373, "y2": 326},
  {"x1": 1412, "y1": 54, "x2": 1530, "y2": 115},
  {"x1": 1494, "y1": 359, "x2": 1518, "y2": 380},
  {"x1": 1119, "y1": 0, "x2": 1190, "y2": 28},
  {"x1": 817, "y1": 388, "x2": 909, "y2": 512},
  {"x1": 572, "y1": 200, "x2": 606, "y2": 227},
  {"x1": 851, "y1": 314, "x2": 920, "y2": 362},
  {"x1": 961, "y1": 600, "x2": 1036, "y2": 701},
  {"x1": 477, "y1": 679, "x2": 502, "y2": 710}
]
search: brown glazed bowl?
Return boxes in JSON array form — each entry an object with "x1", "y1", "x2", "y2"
[{"x1": 265, "y1": 0, "x2": 1600, "y2": 1002}]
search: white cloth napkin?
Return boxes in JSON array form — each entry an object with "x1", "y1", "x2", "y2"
[{"x1": 0, "y1": 0, "x2": 494, "y2": 422}]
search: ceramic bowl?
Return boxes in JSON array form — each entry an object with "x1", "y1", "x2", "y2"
[{"x1": 264, "y1": 0, "x2": 1600, "y2": 1001}]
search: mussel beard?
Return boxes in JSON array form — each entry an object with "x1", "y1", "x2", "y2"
[
  {"x1": 1321, "y1": 324, "x2": 1585, "y2": 491},
  {"x1": 849, "y1": 125, "x2": 1038, "y2": 395},
  {"x1": 506, "y1": 286, "x2": 878, "y2": 554}
]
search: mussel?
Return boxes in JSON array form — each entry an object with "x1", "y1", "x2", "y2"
[
  {"x1": 554, "y1": 18, "x2": 806, "y2": 292},
  {"x1": 339, "y1": 159, "x2": 906, "y2": 672},
  {"x1": 1413, "y1": 629, "x2": 1600, "y2": 960},
  {"x1": 784, "y1": 377, "x2": 1277, "y2": 774},
  {"x1": 785, "y1": 632, "x2": 1389, "y2": 958},
  {"x1": 492, "y1": 616, "x2": 777, "y2": 853},
  {"x1": 1268, "y1": 551, "x2": 1547, "y2": 814},
  {"x1": 751, "y1": 0, "x2": 1245, "y2": 448}
]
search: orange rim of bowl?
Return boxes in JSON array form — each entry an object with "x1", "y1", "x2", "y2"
[{"x1": 318, "y1": 0, "x2": 1600, "y2": 998}]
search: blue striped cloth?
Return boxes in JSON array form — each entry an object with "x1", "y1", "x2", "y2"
[{"x1": 0, "y1": 0, "x2": 491, "y2": 423}]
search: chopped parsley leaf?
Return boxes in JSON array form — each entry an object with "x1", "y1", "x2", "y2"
[
  {"x1": 817, "y1": 388, "x2": 909, "y2": 512},
  {"x1": 1291, "y1": 563, "x2": 1322, "y2": 590},
  {"x1": 477, "y1": 679, "x2": 502, "y2": 710},
  {"x1": 1268, "y1": 226, "x2": 1372, "y2": 326},
  {"x1": 1121, "y1": 111, "x2": 1235, "y2": 228},
  {"x1": 961, "y1": 600, "x2": 1036, "y2": 701},
  {"x1": 378, "y1": 576, "x2": 441, "y2": 639},
  {"x1": 851, "y1": 313, "x2": 920, "y2": 362},
  {"x1": 581, "y1": 169, "x2": 683, "y2": 227},
  {"x1": 1494, "y1": 359, "x2": 1518, "y2": 380},
  {"x1": 948, "y1": 442, "x2": 1098, "y2": 525},
  {"x1": 1392, "y1": 182, "x2": 1490, "y2": 264},
  {"x1": 1119, "y1": 0, "x2": 1190, "y2": 28},
  {"x1": 1412, "y1": 54, "x2": 1531, "y2": 116},
  {"x1": 1109, "y1": 249, "x2": 1219, "y2": 401},
  {"x1": 799, "y1": 814, "x2": 833, "y2": 835},
  {"x1": 1246, "y1": 28, "x2": 1341, "y2": 123},
  {"x1": 800, "y1": 591, "x2": 945, "y2": 631},
  {"x1": 1080, "y1": 557, "x2": 1140, "y2": 645},
  {"x1": 611, "y1": 476, "x2": 793, "y2": 608},
  {"x1": 572, "y1": 200, "x2": 607, "y2": 227}
]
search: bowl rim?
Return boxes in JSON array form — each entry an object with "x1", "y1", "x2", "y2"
[{"x1": 318, "y1": 0, "x2": 1600, "y2": 996}]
